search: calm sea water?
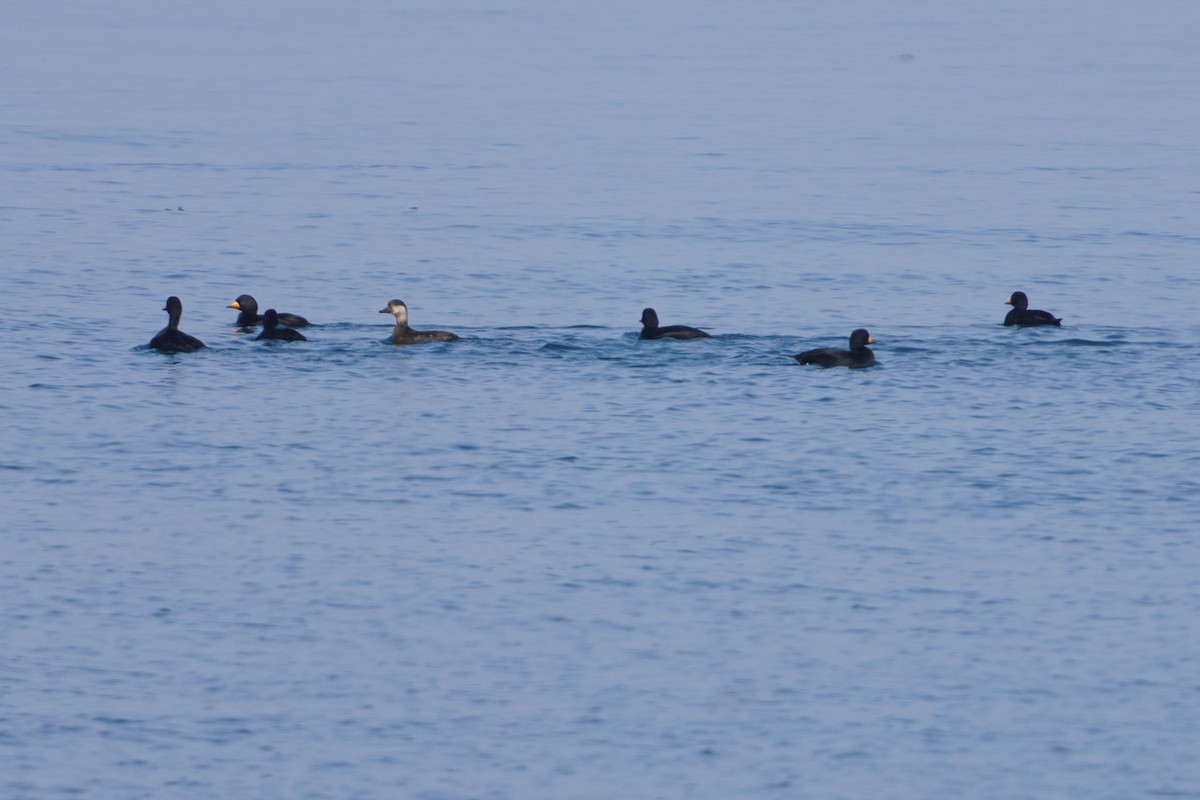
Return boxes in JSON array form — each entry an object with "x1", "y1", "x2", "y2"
[{"x1": 3, "y1": 1, "x2": 1200, "y2": 798}]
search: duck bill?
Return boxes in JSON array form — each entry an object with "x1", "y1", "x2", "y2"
[{"x1": 229, "y1": 301, "x2": 241, "y2": 309}]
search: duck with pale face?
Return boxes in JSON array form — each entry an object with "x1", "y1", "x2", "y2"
[
  {"x1": 793, "y1": 328, "x2": 876, "y2": 368},
  {"x1": 149, "y1": 296, "x2": 206, "y2": 353},
  {"x1": 379, "y1": 299, "x2": 459, "y2": 345}
]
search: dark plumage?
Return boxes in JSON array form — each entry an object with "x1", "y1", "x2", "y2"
[
  {"x1": 793, "y1": 328, "x2": 875, "y2": 368},
  {"x1": 639, "y1": 307, "x2": 710, "y2": 340},
  {"x1": 379, "y1": 299, "x2": 459, "y2": 345},
  {"x1": 229, "y1": 294, "x2": 310, "y2": 328},
  {"x1": 1004, "y1": 291, "x2": 1061, "y2": 327},
  {"x1": 148, "y1": 296, "x2": 206, "y2": 353},
  {"x1": 256, "y1": 309, "x2": 307, "y2": 341}
]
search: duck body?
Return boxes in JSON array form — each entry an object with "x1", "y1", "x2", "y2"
[
  {"x1": 793, "y1": 328, "x2": 875, "y2": 368},
  {"x1": 639, "y1": 307, "x2": 710, "y2": 340},
  {"x1": 1003, "y1": 291, "x2": 1061, "y2": 327},
  {"x1": 379, "y1": 299, "x2": 459, "y2": 345},
  {"x1": 229, "y1": 294, "x2": 310, "y2": 328},
  {"x1": 256, "y1": 309, "x2": 307, "y2": 341},
  {"x1": 149, "y1": 296, "x2": 206, "y2": 353}
]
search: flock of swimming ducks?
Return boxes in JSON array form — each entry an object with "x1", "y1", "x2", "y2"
[{"x1": 148, "y1": 290, "x2": 1064, "y2": 368}]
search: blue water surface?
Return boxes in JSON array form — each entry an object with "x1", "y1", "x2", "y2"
[{"x1": 3, "y1": 1, "x2": 1200, "y2": 798}]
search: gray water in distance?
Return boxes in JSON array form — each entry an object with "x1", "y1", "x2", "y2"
[{"x1": 3, "y1": 1, "x2": 1200, "y2": 798}]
